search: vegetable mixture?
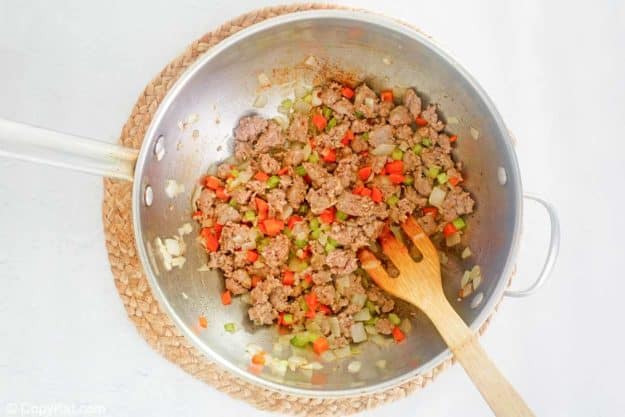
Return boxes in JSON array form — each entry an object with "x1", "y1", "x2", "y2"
[{"x1": 192, "y1": 81, "x2": 475, "y2": 353}]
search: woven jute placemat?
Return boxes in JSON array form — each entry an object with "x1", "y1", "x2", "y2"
[{"x1": 102, "y1": 4, "x2": 512, "y2": 415}]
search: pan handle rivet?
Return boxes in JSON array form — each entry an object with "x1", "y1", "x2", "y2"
[
  {"x1": 144, "y1": 185, "x2": 154, "y2": 206},
  {"x1": 154, "y1": 135, "x2": 165, "y2": 161}
]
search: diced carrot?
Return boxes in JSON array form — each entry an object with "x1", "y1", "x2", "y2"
[
  {"x1": 282, "y1": 270, "x2": 295, "y2": 286},
  {"x1": 255, "y1": 197, "x2": 269, "y2": 220},
  {"x1": 248, "y1": 363, "x2": 263, "y2": 375},
  {"x1": 443, "y1": 223, "x2": 458, "y2": 237},
  {"x1": 392, "y1": 326, "x2": 406, "y2": 342},
  {"x1": 358, "y1": 166, "x2": 372, "y2": 181},
  {"x1": 317, "y1": 304, "x2": 331, "y2": 315},
  {"x1": 322, "y1": 148, "x2": 337, "y2": 163},
  {"x1": 204, "y1": 233, "x2": 219, "y2": 252},
  {"x1": 204, "y1": 175, "x2": 221, "y2": 190},
  {"x1": 305, "y1": 309, "x2": 316, "y2": 319},
  {"x1": 352, "y1": 185, "x2": 366, "y2": 195},
  {"x1": 381, "y1": 90, "x2": 393, "y2": 102},
  {"x1": 198, "y1": 315, "x2": 208, "y2": 328},
  {"x1": 341, "y1": 86, "x2": 355, "y2": 99},
  {"x1": 360, "y1": 187, "x2": 372, "y2": 197},
  {"x1": 319, "y1": 207, "x2": 336, "y2": 224},
  {"x1": 449, "y1": 134, "x2": 458, "y2": 143},
  {"x1": 215, "y1": 187, "x2": 229, "y2": 201},
  {"x1": 312, "y1": 114, "x2": 327, "y2": 131},
  {"x1": 254, "y1": 171, "x2": 269, "y2": 181},
  {"x1": 448, "y1": 176, "x2": 462, "y2": 186},
  {"x1": 251, "y1": 352, "x2": 266, "y2": 365},
  {"x1": 192, "y1": 210, "x2": 203, "y2": 219},
  {"x1": 385, "y1": 160, "x2": 403, "y2": 174},
  {"x1": 246, "y1": 250, "x2": 259, "y2": 263},
  {"x1": 311, "y1": 372, "x2": 328, "y2": 385},
  {"x1": 415, "y1": 117, "x2": 428, "y2": 126},
  {"x1": 261, "y1": 218, "x2": 285, "y2": 236},
  {"x1": 388, "y1": 174, "x2": 406, "y2": 184},
  {"x1": 287, "y1": 215, "x2": 304, "y2": 230},
  {"x1": 213, "y1": 223, "x2": 223, "y2": 239},
  {"x1": 312, "y1": 337, "x2": 329, "y2": 354},
  {"x1": 371, "y1": 187, "x2": 383, "y2": 203},
  {"x1": 251, "y1": 275, "x2": 263, "y2": 288},
  {"x1": 277, "y1": 166, "x2": 289, "y2": 175},
  {"x1": 304, "y1": 292, "x2": 318, "y2": 311},
  {"x1": 221, "y1": 290, "x2": 232, "y2": 305},
  {"x1": 341, "y1": 129, "x2": 354, "y2": 146},
  {"x1": 422, "y1": 206, "x2": 439, "y2": 217},
  {"x1": 304, "y1": 274, "x2": 313, "y2": 286}
]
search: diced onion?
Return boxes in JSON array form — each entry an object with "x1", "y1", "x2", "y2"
[
  {"x1": 164, "y1": 238, "x2": 183, "y2": 256},
  {"x1": 301, "y1": 361, "x2": 323, "y2": 370},
  {"x1": 320, "y1": 351, "x2": 336, "y2": 363},
  {"x1": 257, "y1": 72, "x2": 271, "y2": 87},
  {"x1": 273, "y1": 115, "x2": 289, "y2": 130},
  {"x1": 246, "y1": 344, "x2": 263, "y2": 356},
  {"x1": 228, "y1": 168, "x2": 253, "y2": 189},
  {"x1": 271, "y1": 359, "x2": 288, "y2": 377},
  {"x1": 347, "y1": 361, "x2": 362, "y2": 373},
  {"x1": 294, "y1": 84, "x2": 309, "y2": 99},
  {"x1": 334, "y1": 346, "x2": 351, "y2": 359},
  {"x1": 371, "y1": 334, "x2": 393, "y2": 348},
  {"x1": 470, "y1": 127, "x2": 480, "y2": 140},
  {"x1": 293, "y1": 99, "x2": 312, "y2": 114},
  {"x1": 353, "y1": 308, "x2": 371, "y2": 322},
  {"x1": 350, "y1": 322, "x2": 367, "y2": 343},
  {"x1": 399, "y1": 318, "x2": 412, "y2": 334},
  {"x1": 461, "y1": 246, "x2": 472, "y2": 259},
  {"x1": 447, "y1": 116, "x2": 459, "y2": 125},
  {"x1": 329, "y1": 317, "x2": 341, "y2": 338},
  {"x1": 335, "y1": 275, "x2": 350, "y2": 294},
  {"x1": 253, "y1": 94, "x2": 267, "y2": 108},
  {"x1": 351, "y1": 293, "x2": 367, "y2": 309},
  {"x1": 311, "y1": 88, "x2": 322, "y2": 106},
  {"x1": 439, "y1": 251, "x2": 448, "y2": 265},
  {"x1": 178, "y1": 223, "x2": 192, "y2": 236},
  {"x1": 446, "y1": 232, "x2": 461, "y2": 247},
  {"x1": 429, "y1": 187, "x2": 447, "y2": 207},
  {"x1": 364, "y1": 97, "x2": 375, "y2": 110},
  {"x1": 305, "y1": 55, "x2": 318, "y2": 67},
  {"x1": 301, "y1": 143, "x2": 312, "y2": 161},
  {"x1": 171, "y1": 256, "x2": 186, "y2": 268},
  {"x1": 461, "y1": 271, "x2": 471, "y2": 288},
  {"x1": 287, "y1": 355, "x2": 307, "y2": 371},
  {"x1": 472, "y1": 274, "x2": 482, "y2": 290},
  {"x1": 371, "y1": 143, "x2": 395, "y2": 156},
  {"x1": 165, "y1": 179, "x2": 185, "y2": 198},
  {"x1": 364, "y1": 325, "x2": 378, "y2": 335}
]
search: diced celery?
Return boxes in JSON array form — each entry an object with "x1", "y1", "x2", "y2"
[
  {"x1": 243, "y1": 210, "x2": 256, "y2": 221},
  {"x1": 452, "y1": 217, "x2": 466, "y2": 230},
  {"x1": 326, "y1": 117, "x2": 337, "y2": 131},
  {"x1": 282, "y1": 313, "x2": 294, "y2": 325},
  {"x1": 412, "y1": 144, "x2": 423, "y2": 155},
  {"x1": 295, "y1": 239, "x2": 308, "y2": 249},
  {"x1": 354, "y1": 110, "x2": 364, "y2": 119},
  {"x1": 228, "y1": 199, "x2": 238, "y2": 208},
  {"x1": 391, "y1": 149, "x2": 404, "y2": 160},
  {"x1": 403, "y1": 176, "x2": 414, "y2": 185},
  {"x1": 308, "y1": 152, "x2": 319, "y2": 163},
  {"x1": 290, "y1": 333, "x2": 311, "y2": 347},
  {"x1": 309, "y1": 218, "x2": 320, "y2": 230},
  {"x1": 388, "y1": 313, "x2": 401, "y2": 326},
  {"x1": 322, "y1": 106, "x2": 332, "y2": 119},
  {"x1": 437, "y1": 172, "x2": 448, "y2": 184},
  {"x1": 386, "y1": 195, "x2": 399, "y2": 206},
  {"x1": 267, "y1": 175, "x2": 280, "y2": 188},
  {"x1": 224, "y1": 322, "x2": 237, "y2": 333},
  {"x1": 295, "y1": 165, "x2": 307, "y2": 176},
  {"x1": 324, "y1": 241, "x2": 336, "y2": 253},
  {"x1": 311, "y1": 229, "x2": 321, "y2": 239},
  {"x1": 303, "y1": 94, "x2": 312, "y2": 104},
  {"x1": 336, "y1": 211, "x2": 348, "y2": 221},
  {"x1": 427, "y1": 166, "x2": 440, "y2": 178},
  {"x1": 298, "y1": 204, "x2": 309, "y2": 214},
  {"x1": 361, "y1": 132, "x2": 369, "y2": 140},
  {"x1": 422, "y1": 138, "x2": 432, "y2": 147},
  {"x1": 230, "y1": 168, "x2": 239, "y2": 178}
]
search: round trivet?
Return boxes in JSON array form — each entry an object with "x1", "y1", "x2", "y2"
[{"x1": 102, "y1": 4, "x2": 513, "y2": 415}]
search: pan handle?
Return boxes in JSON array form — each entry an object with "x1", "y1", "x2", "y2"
[
  {"x1": 0, "y1": 118, "x2": 138, "y2": 181},
  {"x1": 505, "y1": 193, "x2": 560, "y2": 298}
]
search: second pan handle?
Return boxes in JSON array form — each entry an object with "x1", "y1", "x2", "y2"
[{"x1": 0, "y1": 118, "x2": 138, "y2": 181}]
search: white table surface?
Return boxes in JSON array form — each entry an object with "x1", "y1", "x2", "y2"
[{"x1": 1, "y1": 1, "x2": 624, "y2": 416}]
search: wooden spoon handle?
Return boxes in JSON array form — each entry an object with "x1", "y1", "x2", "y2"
[{"x1": 427, "y1": 298, "x2": 535, "y2": 417}]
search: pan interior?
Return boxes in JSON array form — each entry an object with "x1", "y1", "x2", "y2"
[{"x1": 132, "y1": 11, "x2": 521, "y2": 395}]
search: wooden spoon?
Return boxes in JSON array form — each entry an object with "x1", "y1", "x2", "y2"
[{"x1": 359, "y1": 216, "x2": 534, "y2": 417}]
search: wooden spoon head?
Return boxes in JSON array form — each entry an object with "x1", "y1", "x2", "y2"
[{"x1": 358, "y1": 216, "x2": 443, "y2": 308}]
